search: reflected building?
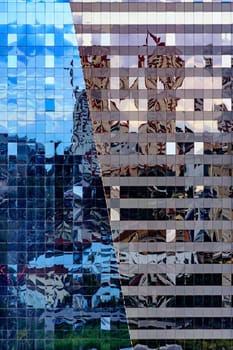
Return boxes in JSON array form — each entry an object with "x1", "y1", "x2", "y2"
[
  {"x1": 0, "y1": 1, "x2": 131, "y2": 349},
  {"x1": 0, "y1": 88, "x2": 131, "y2": 349},
  {"x1": 71, "y1": 0, "x2": 233, "y2": 349}
]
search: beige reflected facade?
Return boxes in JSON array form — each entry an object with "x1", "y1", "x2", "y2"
[{"x1": 71, "y1": 1, "x2": 233, "y2": 348}]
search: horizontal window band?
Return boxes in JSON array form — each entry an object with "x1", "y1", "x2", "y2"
[
  {"x1": 100, "y1": 164, "x2": 232, "y2": 178},
  {"x1": 118, "y1": 264, "x2": 233, "y2": 274},
  {"x1": 96, "y1": 137, "x2": 232, "y2": 145},
  {"x1": 127, "y1": 307, "x2": 233, "y2": 318},
  {"x1": 128, "y1": 317, "x2": 233, "y2": 330},
  {"x1": 122, "y1": 286, "x2": 233, "y2": 295},
  {"x1": 88, "y1": 111, "x2": 233, "y2": 120},
  {"x1": 78, "y1": 39, "x2": 233, "y2": 50},
  {"x1": 117, "y1": 252, "x2": 231, "y2": 265},
  {"x1": 71, "y1": 3, "x2": 232, "y2": 13},
  {"x1": 104, "y1": 185, "x2": 233, "y2": 199},
  {"x1": 114, "y1": 231, "x2": 233, "y2": 246},
  {"x1": 87, "y1": 90, "x2": 233, "y2": 97},
  {"x1": 75, "y1": 24, "x2": 233, "y2": 34},
  {"x1": 129, "y1": 329, "x2": 233, "y2": 339},
  {"x1": 120, "y1": 273, "x2": 224, "y2": 286},
  {"x1": 108, "y1": 199, "x2": 232, "y2": 209},
  {"x1": 124, "y1": 295, "x2": 226, "y2": 308},
  {"x1": 99, "y1": 155, "x2": 232, "y2": 164},
  {"x1": 104, "y1": 177, "x2": 232, "y2": 187},
  {"x1": 116, "y1": 241, "x2": 233, "y2": 251},
  {"x1": 119, "y1": 208, "x2": 232, "y2": 221},
  {"x1": 111, "y1": 221, "x2": 232, "y2": 231},
  {"x1": 131, "y1": 340, "x2": 233, "y2": 348},
  {"x1": 73, "y1": 12, "x2": 233, "y2": 25},
  {"x1": 78, "y1": 45, "x2": 233, "y2": 55},
  {"x1": 80, "y1": 68, "x2": 233, "y2": 76}
]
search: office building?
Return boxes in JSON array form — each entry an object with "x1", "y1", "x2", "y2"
[
  {"x1": 71, "y1": 0, "x2": 233, "y2": 348},
  {"x1": 1, "y1": 0, "x2": 232, "y2": 349},
  {"x1": 0, "y1": 1, "x2": 130, "y2": 349}
]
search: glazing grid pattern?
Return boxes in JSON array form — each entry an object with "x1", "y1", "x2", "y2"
[
  {"x1": 71, "y1": 0, "x2": 233, "y2": 349},
  {"x1": 0, "y1": 1, "x2": 131, "y2": 349}
]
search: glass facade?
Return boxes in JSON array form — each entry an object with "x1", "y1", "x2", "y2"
[
  {"x1": 0, "y1": 1, "x2": 130, "y2": 349},
  {"x1": 1, "y1": 0, "x2": 233, "y2": 349},
  {"x1": 71, "y1": 0, "x2": 233, "y2": 349}
]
